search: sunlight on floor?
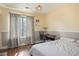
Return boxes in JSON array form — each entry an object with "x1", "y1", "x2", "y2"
[{"x1": 15, "y1": 50, "x2": 30, "y2": 56}]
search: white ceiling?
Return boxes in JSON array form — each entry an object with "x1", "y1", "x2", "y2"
[{"x1": 0, "y1": 3, "x2": 64, "y2": 14}]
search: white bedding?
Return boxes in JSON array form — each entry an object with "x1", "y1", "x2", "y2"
[{"x1": 30, "y1": 37, "x2": 79, "y2": 56}]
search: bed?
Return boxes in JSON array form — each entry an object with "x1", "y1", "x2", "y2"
[{"x1": 30, "y1": 37, "x2": 79, "y2": 56}]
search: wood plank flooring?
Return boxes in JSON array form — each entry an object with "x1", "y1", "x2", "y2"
[{"x1": 0, "y1": 45, "x2": 32, "y2": 56}]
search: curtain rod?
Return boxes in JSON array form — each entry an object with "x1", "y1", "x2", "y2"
[{"x1": 9, "y1": 12, "x2": 35, "y2": 17}]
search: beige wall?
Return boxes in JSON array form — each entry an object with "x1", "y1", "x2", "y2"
[
  {"x1": 34, "y1": 13, "x2": 47, "y2": 31},
  {"x1": 46, "y1": 4, "x2": 79, "y2": 32},
  {"x1": 0, "y1": 15, "x2": 1, "y2": 47}
]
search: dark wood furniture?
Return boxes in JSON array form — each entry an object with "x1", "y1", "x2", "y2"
[
  {"x1": 39, "y1": 31, "x2": 56, "y2": 41},
  {"x1": 45, "y1": 34, "x2": 56, "y2": 41}
]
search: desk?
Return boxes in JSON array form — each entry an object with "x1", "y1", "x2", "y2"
[
  {"x1": 39, "y1": 31, "x2": 56, "y2": 41},
  {"x1": 45, "y1": 34, "x2": 56, "y2": 41}
]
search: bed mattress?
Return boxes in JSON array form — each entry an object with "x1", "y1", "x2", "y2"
[{"x1": 30, "y1": 37, "x2": 79, "y2": 56}]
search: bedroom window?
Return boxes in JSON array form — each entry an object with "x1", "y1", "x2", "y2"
[
  {"x1": 19, "y1": 16, "x2": 27, "y2": 38},
  {"x1": 9, "y1": 13, "x2": 34, "y2": 47}
]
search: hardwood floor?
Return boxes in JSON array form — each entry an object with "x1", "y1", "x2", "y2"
[{"x1": 0, "y1": 45, "x2": 32, "y2": 56}]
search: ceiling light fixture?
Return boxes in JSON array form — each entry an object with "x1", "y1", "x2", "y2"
[
  {"x1": 36, "y1": 5, "x2": 42, "y2": 10},
  {"x1": 25, "y1": 7, "x2": 29, "y2": 9}
]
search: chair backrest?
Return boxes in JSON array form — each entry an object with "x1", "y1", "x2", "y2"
[{"x1": 39, "y1": 31, "x2": 45, "y2": 39}]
